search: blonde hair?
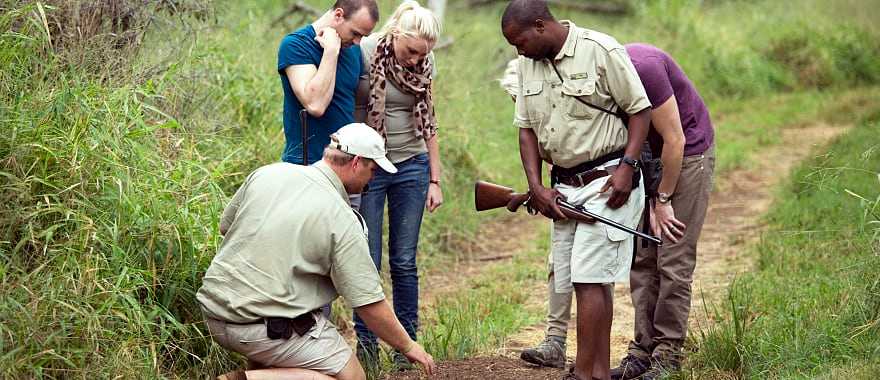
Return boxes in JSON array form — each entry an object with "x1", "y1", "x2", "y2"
[{"x1": 377, "y1": 0, "x2": 441, "y2": 42}]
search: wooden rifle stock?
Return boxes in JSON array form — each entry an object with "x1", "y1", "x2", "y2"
[{"x1": 473, "y1": 181, "x2": 531, "y2": 212}]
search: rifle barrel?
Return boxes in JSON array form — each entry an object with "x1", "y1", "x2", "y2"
[{"x1": 557, "y1": 199, "x2": 662, "y2": 246}]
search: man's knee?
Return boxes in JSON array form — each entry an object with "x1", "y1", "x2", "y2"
[{"x1": 334, "y1": 355, "x2": 366, "y2": 380}]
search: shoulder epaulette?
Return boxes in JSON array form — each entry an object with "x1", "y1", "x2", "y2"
[{"x1": 581, "y1": 29, "x2": 624, "y2": 52}]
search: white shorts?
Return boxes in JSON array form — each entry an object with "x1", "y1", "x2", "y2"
[
  {"x1": 551, "y1": 163, "x2": 644, "y2": 293},
  {"x1": 206, "y1": 312, "x2": 351, "y2": 375}
]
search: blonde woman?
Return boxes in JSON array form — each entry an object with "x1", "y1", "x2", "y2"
[{"x1": 352, "y1": 0, "x2": 442, "y2": 369}]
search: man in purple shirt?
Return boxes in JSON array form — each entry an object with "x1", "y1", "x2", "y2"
[{"x1": 516, "y1": 44, "x2": 716, "y2": 380}]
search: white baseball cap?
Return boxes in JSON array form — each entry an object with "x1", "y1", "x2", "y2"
[{"x1": 329, "y1": 123, "x2": 398, "y2": 174}]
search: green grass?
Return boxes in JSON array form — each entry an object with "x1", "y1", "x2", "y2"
[
  {"x1": 419, "y1": 230, "x2": 548, "y2": 361},
  {"x1": 2, "y1": 0, "x2": 880, "y2": 378},
  {"x1": 684, "y1": 118, "x2": 880, "y2": 379}
]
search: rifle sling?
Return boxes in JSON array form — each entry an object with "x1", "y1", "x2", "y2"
[{"x1": 550, "y1": 61, "x2": 629, "y2": 125}]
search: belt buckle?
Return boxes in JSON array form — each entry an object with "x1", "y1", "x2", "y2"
[{"x1": 574, "y1": 170, "x2": 590, "y2": 187}]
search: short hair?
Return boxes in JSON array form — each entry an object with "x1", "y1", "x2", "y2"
[
  {"x1": 377, "y1": 0, "x2": 441, "y2": 42},
  {"x1": 323, "y1": 146, "x2": 356, "y2": 166},
  {"x1": 332, "y1": 0, "x2": 379, "y2": 22},
  {"x1": 501, "y1": 0, "x2": 555, "y2": 32}
]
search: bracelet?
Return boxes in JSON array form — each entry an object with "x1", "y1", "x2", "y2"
[
  {"x1": 429, "y1": 179, "x2": 441, "y2": 186},
  {"x1": 402, "y1": 340, "x2": 416, "y2": 354}
]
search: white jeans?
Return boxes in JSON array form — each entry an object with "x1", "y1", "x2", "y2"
[{"x1": 551, "y1": 161, "x2": 644, "y2": 292}]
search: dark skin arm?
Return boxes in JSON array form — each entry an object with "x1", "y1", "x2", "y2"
[
  {"x1": 600, "y1": 107, "x2": 651, "y2": 208},
  {"x1": 519, "y1": 127, "x2": 566, "y2": 219}
]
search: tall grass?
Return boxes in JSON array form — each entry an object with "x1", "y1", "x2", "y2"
[{"x1": 0, "y1": 1, "x2": 250, "y2": 377}]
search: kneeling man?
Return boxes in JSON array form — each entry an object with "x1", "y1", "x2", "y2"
[{"x1": 197, "y1": 123, "x2": 435, "y2": 380}]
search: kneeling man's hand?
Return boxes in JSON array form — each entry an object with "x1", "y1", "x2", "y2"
[{"x1": 404, "y1": 342, "x2": 436, "y2": 376}]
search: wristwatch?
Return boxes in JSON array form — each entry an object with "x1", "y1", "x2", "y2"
[
  {"x1": 657, "y1": 192, "x2": 672, "y2": 204},
  {"x1": 621, "y1": 156, "x2": 641, "y2": 170}
]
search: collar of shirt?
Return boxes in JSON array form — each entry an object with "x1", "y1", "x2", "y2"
[
  {"x1": 553, "y1": 20, "x2": 579, "y2": 62},
  {"x1": 313, "y1": 160, "x2": 350, "y2": 204}
]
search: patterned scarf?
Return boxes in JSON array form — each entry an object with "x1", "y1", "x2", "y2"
[{"x1": 366, "y1": 35, "x2": 437, "y2": 141}]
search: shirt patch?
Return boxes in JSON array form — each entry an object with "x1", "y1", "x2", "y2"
[{"x1": 569, "y1": 72, "x2": 589, "y2": 80}]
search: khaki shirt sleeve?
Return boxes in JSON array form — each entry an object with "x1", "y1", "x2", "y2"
[
  {"x1": 513, "y1": 59, "x2": 535, "y2": 129},
  {"x1": 330, "y1": 220, "x2": 385, "y2": 308},
  {"x1": 605, "y1": 49, "x2": 651, "y2": 115}
]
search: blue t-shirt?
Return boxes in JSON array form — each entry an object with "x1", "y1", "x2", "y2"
[{"x1": 278, "y1": 25, "x2": 363, "y2": 164}]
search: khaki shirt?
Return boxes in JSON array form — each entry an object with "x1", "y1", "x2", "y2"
[
  {"x1": 197, "y1": 161, "x2": 385, "y2": 323},
  {"x1": 514, "y1": 21, "x2": 651, "y2": 168}
]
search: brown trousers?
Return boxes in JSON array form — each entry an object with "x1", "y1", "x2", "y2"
[{"x1": 627, "y1": 147, "x2": 715, "y2": 360}]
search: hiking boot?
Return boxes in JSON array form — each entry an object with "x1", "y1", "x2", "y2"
[
  {"x1": 609, "y1": 353, "x2": 651, "y2": 380},
  {"x1": 640, "y1": 356, "x2": 679, "y2": 380},
  {"x1": 520, "y1": 336, "x2": 566, "y2": 368}
]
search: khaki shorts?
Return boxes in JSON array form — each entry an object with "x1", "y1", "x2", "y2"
[
  {"x1": 206, "y1": 312, "x2": 351, "y2": 375},
  {"x1": 552, "y1": 162, "x2": 644, "y2": 292}
]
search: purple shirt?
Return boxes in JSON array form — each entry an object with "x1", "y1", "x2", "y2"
[{"x1": 626, "y1": 43, "x2": 714, "y2": 157}]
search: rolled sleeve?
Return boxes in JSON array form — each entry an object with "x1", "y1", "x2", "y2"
[
  {"x1": 605, "y1": 49, "x2": 651, "y2": 115},
  {"x1": 513, "y1": 59, "x2": 536, "y2": 129},
  {"x1": 330, "y1": 224, "x2": 385, "y2": 308}
]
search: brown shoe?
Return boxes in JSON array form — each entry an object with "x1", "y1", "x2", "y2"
[
  {"x1": 609, "y1": 353, "x2": 651, "y2": 380},
  {"x1": 217, "y1": 369, "x2": 247, "y2": 380}
]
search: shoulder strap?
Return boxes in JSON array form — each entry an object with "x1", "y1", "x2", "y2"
[{"x1": 550, "y1": 62, "x2": 629, "y2": 126}]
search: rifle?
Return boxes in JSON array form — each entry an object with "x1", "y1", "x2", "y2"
[
  {"x1": 474, "y1": 180, "x2": 662, "y2": 245},
  {"x1": 300, "y1": 109, "x2": 309, "y2": 165}
]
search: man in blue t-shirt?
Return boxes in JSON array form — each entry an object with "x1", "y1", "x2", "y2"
[{"x1": 278, "y1": 0, "x2": 379, "y2": 165}]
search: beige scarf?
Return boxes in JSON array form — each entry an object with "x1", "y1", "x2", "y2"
[{"x1": 366, "y1": 36, "x2": 437, "y2": 141}]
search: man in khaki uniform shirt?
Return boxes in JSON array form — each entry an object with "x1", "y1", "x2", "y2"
[
  {"x1": 502, "y1": 1, "x2": 652, "y2": 379},
  {"x1": 197, "y1": 123, "x2": 435, "y2": 380}
]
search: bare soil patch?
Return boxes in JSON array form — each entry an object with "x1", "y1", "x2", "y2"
[{"x1": 390, "y1": 357, "x2": 565, "y2": 380}]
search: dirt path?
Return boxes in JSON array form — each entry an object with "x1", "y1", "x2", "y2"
[{"x1": 389, "y1": 124, "x2": 848, "y2": 380}]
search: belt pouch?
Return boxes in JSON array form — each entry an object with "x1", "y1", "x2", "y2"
[{"x1": 266, "y1": 317, "x2": 294, "y2": 339}]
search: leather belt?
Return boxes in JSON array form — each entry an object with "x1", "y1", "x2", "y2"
[
  {"x1": 550, "y1": 149, "x2": 624, "y2": 188},
  {"x1": 554, "y1": 166, "x2": 615, "y2": 187}
]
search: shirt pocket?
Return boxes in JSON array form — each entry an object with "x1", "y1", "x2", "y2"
[
  {"x1": 522, "y1": 80, "x2": 548, "y2": 122},
  {"x1": 561, "y1": 78, "x2": 599, "y2": 120}
]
